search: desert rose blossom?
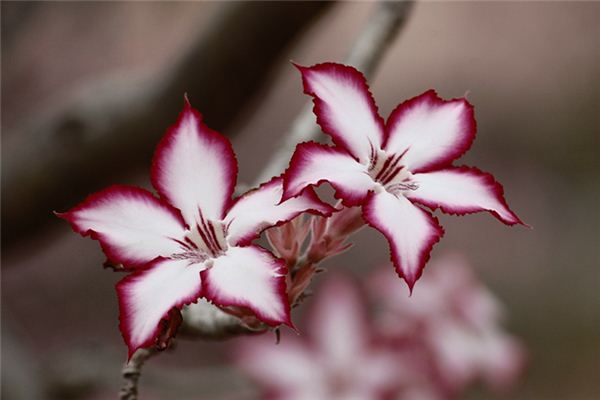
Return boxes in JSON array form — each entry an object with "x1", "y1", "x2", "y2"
[
  {"x1": 282, "y1": 62, "x2": 525, "y2": 290},
  {"x1": 369, "y1": 254, "x2": 526, "y2": 396},
  {"x1": 236, "y1": 276, "x2": 403, "y2": 400},
  {"x1": 58, "y1": 99, "x2": 333, "y2": 356}
]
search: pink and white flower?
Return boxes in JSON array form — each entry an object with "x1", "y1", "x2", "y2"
[
  {"x1": 282, "y1": 62, "x2": 525, "y2": 289},
  {"x1": 369, "y1": 254, "x2": 526, "y2": 396},
  {"x1": 58, "y1": 99, "x2": 333, "y2": 356},
  {"x1": 235, "y1": 276, "x2": 403, "y2": 400},
  {"x1": 237, "y1": 256, "x2": 525, "y2": 400}
]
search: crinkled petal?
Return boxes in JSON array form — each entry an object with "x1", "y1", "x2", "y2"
[
  {"x1": 296, "y1": 62, "x2": 385, "y2": 164},
  {"x1": 225, "y1": 176, "x2": 334, "y2": 246},
  {"x1": 363, "y1": 191, "x2": 444, "y2": 290},
  {"x1": 384, "y1": 90, "x2": 476, "y2": 172},
  {"x1": 406, "y1": 166, "x2": 524, "y2": 225},
  {"x1": 151, "y1": 98, "x2": 237, "y2": 224},
  {"x1": 57, "y1": 185, "x2": 186, "y2": 267},
  {"x1": 282, "y1": 141, "x2": 376, "y2": 206},
  {"x1": 201, "y1": 245, "x2": 291, "y2": 326},
  {"x1": 117, "y1": 258, "x2": 207, "y2": 357}
]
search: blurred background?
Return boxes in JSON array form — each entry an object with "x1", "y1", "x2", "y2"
[{"x1": 2, "y1": 1, "x2": 599, "y2": 399}]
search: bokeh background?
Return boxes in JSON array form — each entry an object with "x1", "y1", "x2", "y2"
[{"x1": 2, "y1": 1, "x2": 599, "y2": 399}]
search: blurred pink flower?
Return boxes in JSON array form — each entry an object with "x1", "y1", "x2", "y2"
[
  {"x1": 236, "y1": 255, "x2": 525, "y2": 400},
  {"x1": 58, "y1": 98, "x2": 333, "y2": 356},
  {"x1": 282, "y1": 62, "x2": 525, "y2": 290},
  {"x1": 369, "y1": 253, "x2": 526, "y2": 396},
  {"x1": 236, "y1": 276, "x2": 403, "y2": 400}
]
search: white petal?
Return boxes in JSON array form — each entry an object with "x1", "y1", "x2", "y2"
[
  {"x1": 385, "y1": 90, "x2": 476, "y2": 172},
  {"x1": 407, "y1": 167, "x2": 523, "y2": 225},
  {"x1": 225, "y1": 177, "x2": 333, "y2": 246},
  {"x1": 151, "y1": 100, "x2": 237, "y2": 224},
  {"x1": 117, "y1": 258, "x2": 206, "y2": 356},
  {"x1": 202, "y1": 246, "x2": 290, "y2": 326},
  {"x1": 296, "y1": 63, "x2": 385, "y2": 164},
  {"x1": 282, "y1": 142, "x2": 376, "y2": 206},
  {"x1": 363, "y1": 192, "x2": 444, "y2": 290},
  {"x1": 58, "y1": 185, "x2": 186, "y2": 267}
]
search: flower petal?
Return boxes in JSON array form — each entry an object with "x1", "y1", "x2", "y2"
[
  {"x1": 362, "y1": 191, "x2": 444, "y2": 290},
  {"x1": 296, "y1": 62, "x2": 385, "y2": 164},
  {"x1": 282, "y1": 141, "x2": 376, "y2": 206},
  {"x1": 57, "y1": 185, "x2": 186, "y2": 267},
  {"x1": 384, "y1": 90, "x2": 476, "y2": 172},
  {"x1": 406, "y1": 166, "x2": 524, "y2": 225},
  {"x1": 151, "y1": 98, "x2": 237, "y2": 224},
  {"x1": 201, "y1": 246, "x2": 291, "y2": 326},
  {"x1": 225, "y1": 176, "x2": 334, "y2": 246},
  {"x1": 308, "y1": 276, "x2": 369, "y2": 367},
  {"x1": 117, "y1": 258, "x2": 206, "y2": 357},
  {"x1": 236, "y1": 334, "x2": 322, "y2": 394}
]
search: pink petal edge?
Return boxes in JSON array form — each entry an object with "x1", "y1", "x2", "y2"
[
  {"x1": 408, "y1": 166, "x2": 527, "y2": 226},
  {"x1": 116, "y1": 257, "x2": 205, "y2": 358},
  {"x1": 362, "y1": 192, "x2": 445, "y2": 292},
  {"x1": 294, "y1": 62, "x2": 385, "y2": 163},
  {"x1": 150, "y1": 96, "x2": 238, "y2": 223},
  {"x1": 226, "y1": 175, "x2": 335, "y2": 246},
  {"x1": 56, "y1": 185, "x2": 186, "y2": 268},
  {"x1": 281, "y1": 141, "x2": 374, "y2": 207},
  {"x1": 201, "y1": 246, "x2": 293, "y2": 327},
  {"x1": 385, "y1": 89, "x2": 477, "y2": 173}
]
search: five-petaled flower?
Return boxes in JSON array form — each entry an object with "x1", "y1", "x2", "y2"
[
  {"x1": 58, "y1": 99, "x2": 333, "y2": 356},
  {"x1": 282, "y1": 62, "x2": 525, "y2": 290}
]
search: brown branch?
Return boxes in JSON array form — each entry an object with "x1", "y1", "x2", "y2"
[
  {"x1": 3, "y1": 1, "x2": 331, "y2": 248},
  {"x1": 118, "y1": 348, "x2": 158, "y2": 400}
]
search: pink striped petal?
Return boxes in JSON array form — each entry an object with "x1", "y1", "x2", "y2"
[
  {"x1": 406, "y1": 167, "x2": 524, "y2": 225},
  {"x1": 363, "y1": 191, "x2": 444, "y2": 290},
  {"x1": 282, "y1": 141, "x2": 376, "y2": 206},
  {"x1": 151, "y1": 99, "x2": 237, "y2": 224},
  {"x1": 117, "y1": 258, "x2": 206, "y2": 357},
  {"x1": 201, "y1": 245, "x2": 291, "y2": 326},
  {"x1": 57, "y1": 185, "x2": 186, "y2": 267},
  {"x1": 225, "y1": 177, "x2": 334, "y2": 246},
  {"x1": 296, "y1": 63, "x2": 385, "y2": 164},
  {"x1": 385, "y1": 90, "x2": 476, "y2": 173}
]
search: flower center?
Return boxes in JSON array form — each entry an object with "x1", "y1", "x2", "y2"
[
  {"x1": 171, "y1": 209, "x2": 228, "y2": 261},
  {"x1": 368, "y1": 148, "x2": 419, "y2": 196}
]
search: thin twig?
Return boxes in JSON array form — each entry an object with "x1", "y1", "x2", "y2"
[{"x1": 118, "y1": 348, "x2": 158, "y2": 400}]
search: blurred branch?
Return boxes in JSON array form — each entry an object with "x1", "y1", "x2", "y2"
[
  {"x1": 255, "y1": 0, "x2": 414, "y2": 185},
  {"x1": 2, "y1": 1, "x2": 331, "y2": 249},
  {"x1": 119, "y1": 348, "x2": 158, "y2": 400}
]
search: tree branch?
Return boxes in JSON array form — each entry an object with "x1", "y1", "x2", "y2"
[
  {"x1": 119, "y1": 348, "x2": 158, "y2": 400},
  {"x1": 254, "y1": 1, "x2": 414, "y2": 185},
  {"x1": 3, "y1": 1, "x2": 331, "y2": 248}
]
